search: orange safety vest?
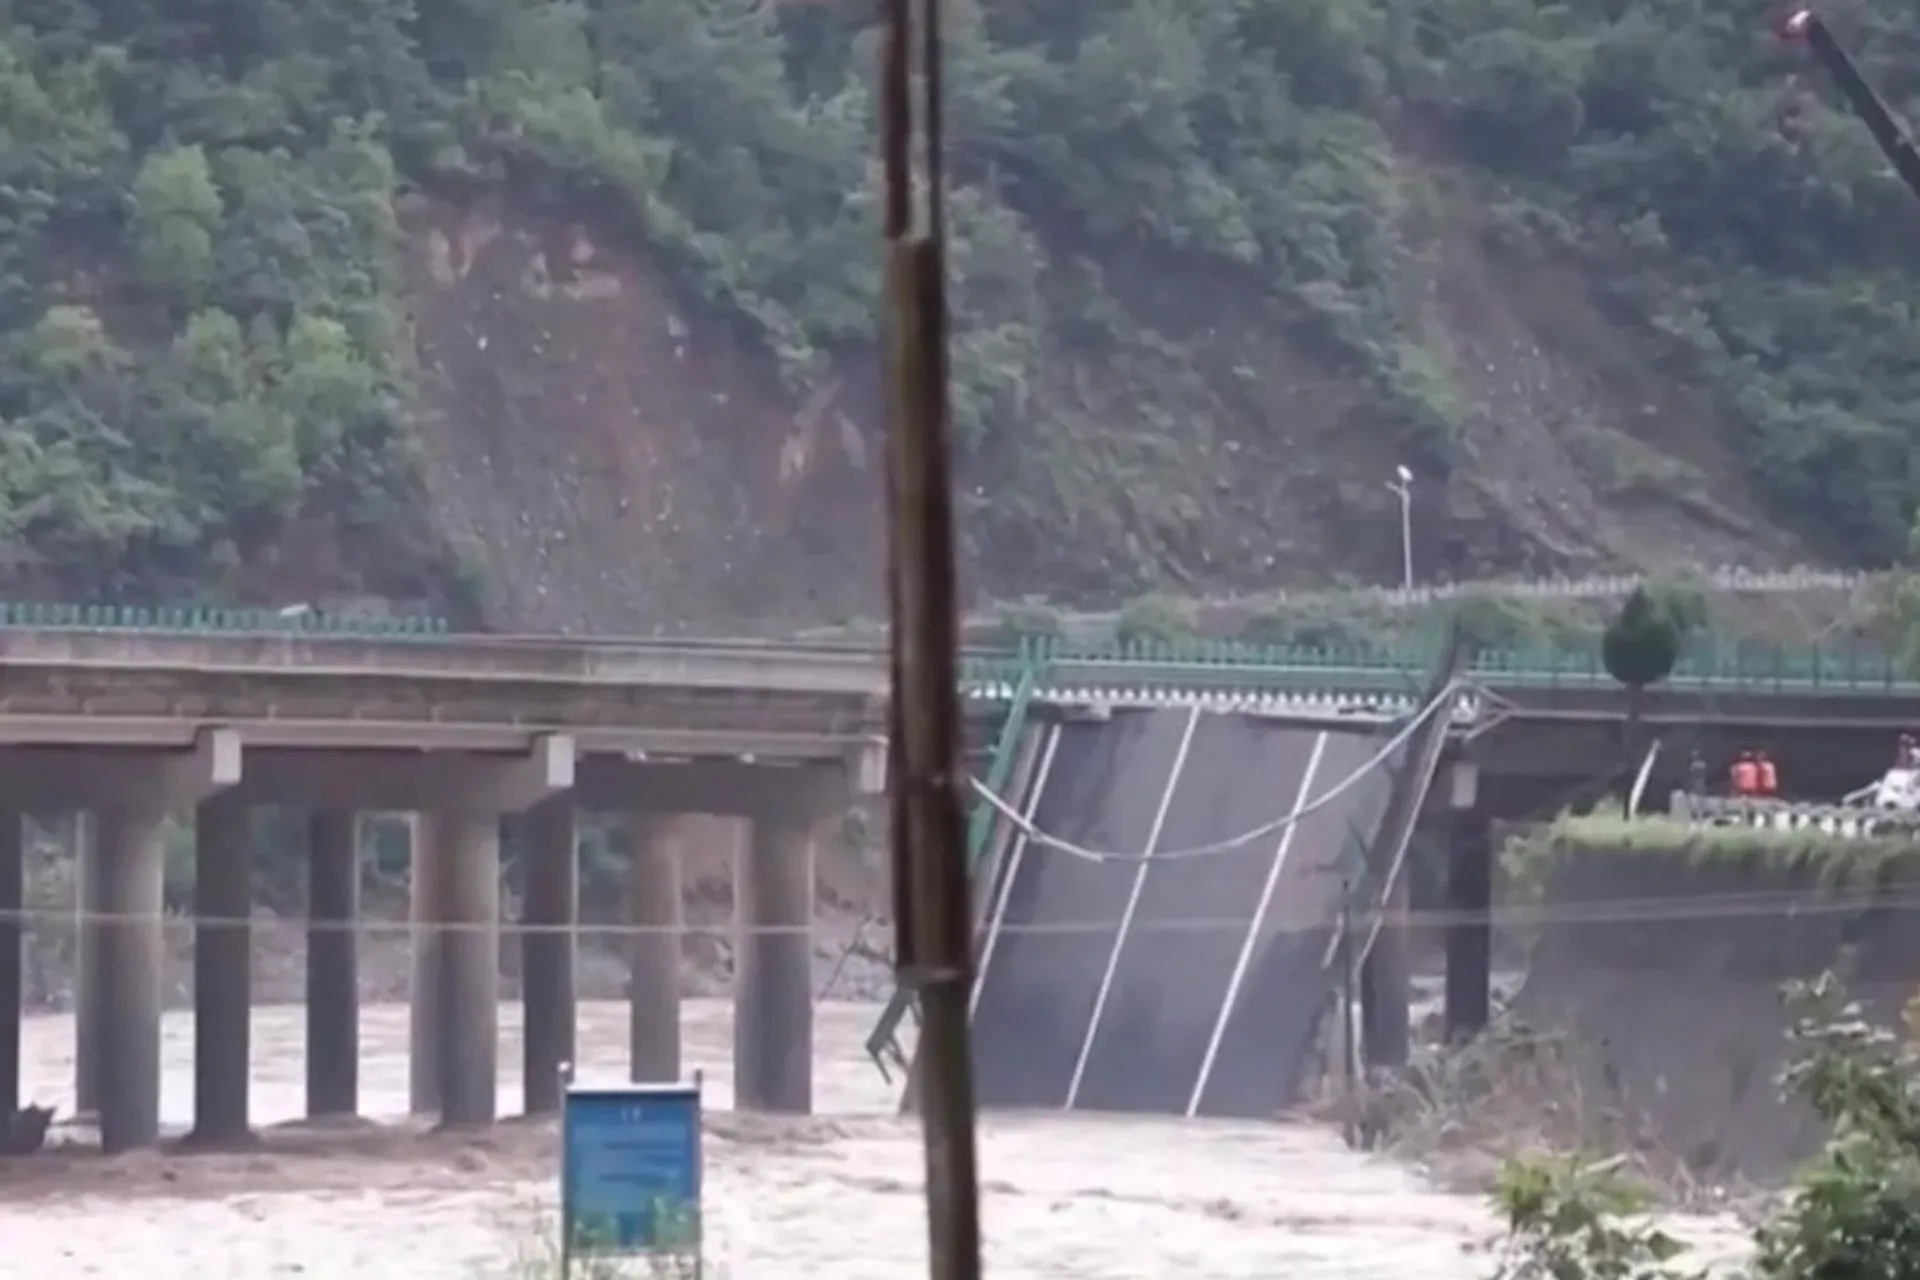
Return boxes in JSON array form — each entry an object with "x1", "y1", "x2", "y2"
[
  {"x1": 1757, "y1": 758, "x2": 1779, "y2": 795},
  {"x1": 1730, "y1": 759, "x2": 1759, "y2": 795}
]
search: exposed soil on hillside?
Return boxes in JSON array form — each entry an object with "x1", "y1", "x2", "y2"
[{"x1": 398, "y1": 180, "x2": 1811, "y2": 635}]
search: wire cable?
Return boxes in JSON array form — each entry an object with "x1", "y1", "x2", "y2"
[
  {"x1": 963, "y1": 680, "x2": 1468, "y2": 865},
  {"x1": 8, "y1": 879, "x2": 1920, "y2": 937}
]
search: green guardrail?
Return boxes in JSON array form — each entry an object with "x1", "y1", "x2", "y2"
[
  {"x1": 863, "y1": 664, "x2": 1041, "y2": 1083},
  {"x1": 0, "y1": 602, "x2": 449, "y2": 636},
  {"x1": 961, "y1": 634, "x2": 1917, "y2": 695},
  {"x1": 0, "y1": 602, "x2": 1909, "y2": 693}
]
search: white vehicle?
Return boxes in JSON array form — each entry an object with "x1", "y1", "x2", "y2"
[{"x1": 1844, "y1": 766, "x2": 1920, "y2": 811}]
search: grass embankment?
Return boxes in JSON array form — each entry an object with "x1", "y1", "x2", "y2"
[
  {"x1": 1503, "y1": 811, "x2": 1920, "y2": 892},
  {"x1": 1346, "y1": 810, "x2": 1920, "y2": 1199}
]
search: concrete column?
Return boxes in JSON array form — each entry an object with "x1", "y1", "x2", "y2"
[
  {"x1": 430, "y1": 809, "x2": 501, "y2": 1129},
  {"x1": 74, "y1": 813, "x2": 102, "y2": 1119},
  {"x1": 94, "y1": 803, "x2": 167, "y2": 1153},
  {"x1": 1445, "y1": 808, "x2": 1494, "y2": 1043},
  {"x1": 521, "y1": 796, "x2": 576, "y2": 1115},
  {"x1": 627, "y1": 815, "x2": 682, "y2": 1085},
  {"x1": 735, "y1": 812, "x2": 814, "y2": 1113},
  {"x1": 0, "y1": 810, "x2": 21, "y2": 1120},
  {"x1": 408, "y1": 815, "x2": 440, "y2": 1117},
  {"x1": 306, "y1": 808, "x2": 359, "y2": 1118},
  {"x1": 187, "y1": 793, "x2": 252, "y2": 1147},
  {"x1": 1360, "y1": 863, "x2": 1411, "y2": 1069}
]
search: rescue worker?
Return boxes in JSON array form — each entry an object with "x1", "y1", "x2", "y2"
[
  {"x1": 1730, "y1": 751, "x2": 1760, "y2": 797},
  {"x1": 1755, "y1": 751, "x2": 1780, "y2": 797},
  {"x1": 1900, "y1": 733, "x2": 1918, "y2": 769}
]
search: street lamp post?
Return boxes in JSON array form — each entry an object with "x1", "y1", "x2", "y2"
[{"x1": 1385, "y1": 465, "x2": 1414, "y2": 590}]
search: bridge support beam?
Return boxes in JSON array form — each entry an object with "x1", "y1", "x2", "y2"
[
  {"x1": 187, "y1": 791, "x2": 252, "y2": 1147},
  {"x1": 95, "y1": 803, "x2": 167, "y2": 1152},
  {"x1": 428, "y1": 809, "x2": 502, "y2": 1128},
  {"x1": 408, "y1": 815, "x2": 440, "y2": 1117},
  {"x1": 627, "y1": 815, "x2": 682, "y2": 1085},
  {"x1": 75, "y1": 814, "x2": 101, "y2": 1120},
  {"x1": 409, "y1": 735, "x2": 573, "y2": 1126},
  {"x1": 307, "y1": 808, "x2": 359, "y2": 1119},
  {"x1": 736, "y1": 772, "x2": 841, "y2": 1114},
  {"x1": 520, "y1": 795, "x2": 576, "y2": 1115},
  {"x1": 0, "y1": 809, "x2": 20, "y2": 1122},
  {"x1": 1445, "y1": 764, "x2": 1493, "y2": 1044},
  {"x1": 1360, "y1": 865, "x2": 1411, "y2": 1070},
  {"x1": 92, "y1": 731, "x2": 244, "y2": 1153}
]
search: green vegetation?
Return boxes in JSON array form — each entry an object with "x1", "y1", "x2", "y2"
[
  {"x1": 1505, "y1": 811, "x2": 1920, "y2": 887},
  {"x1": 4, "y1": 0, "x2": 1920, "y2": 604},
  {"x1": 1487, "y1": 970, "x2": 1920, "y2": 1280},
  {"x1": 1601, "y1": 587, "x2": 1685, "y2": 690}
]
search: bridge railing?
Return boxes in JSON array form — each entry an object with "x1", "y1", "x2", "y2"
[
  {"x1": 0, "y1": 602, "x2": 449, "y2": 636},
  {"x1": 961, "y1": 635, "x2": 1918, "y2": 696},
  {"x1": 1669, "y1": 793, "x2": 1920, "y2": 839},
  {"x1": 0, "y1": 601, "x2": 1910, "y2": 697}
]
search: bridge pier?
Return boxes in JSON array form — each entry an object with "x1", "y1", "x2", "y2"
[
  {"x1": 188, "y1": 792, "x2": 253, "y2": 1147},
  {"x1": 408, "y1": 815, "x2": 440, "y2": 1117},
  {"x1": 627, "y1": 815, "x2": 682, "y2": 1085},
  {"x1": 736, "y1": 801, "x2": 820, "y2": 1114},
  {"x1": 409, "y1": 737, "x2": 573, "y2": 1124},
  {"x1": 0, "y1": 809, "x2": 20, "y2": 1121},
  {"x1": 306, "y1": 808, "x2": 359, "y2": 1119},
  {"x1": 74, "y1": 813, "x2": 102, "y2": 1120},
  {"x1": 410, "y1": 811, "x2": 504, "y2": 1125},
  {"x1": 1360, "y1": 865, "x2": 1411, "y2": 1070},
  {"x1": 430, "y1": 809, "x2": 502, "y2": 1128},
  {"x1": 94, "y1": 802, "x2": 167, "y2": 1153},
  {"x1": 520, "y1": 795, "x2": 576, "y2": 1114},
  {"x1": 1444, "y1": 767, "x2": 1493, "y2": 1043}
]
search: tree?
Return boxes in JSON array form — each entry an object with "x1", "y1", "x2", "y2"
[
  {"x1": 128, "y1": 145, "x2": 222, "y2": 302},
  {"x1": 1601, "y1": 586, "x2": 1683, "y2": 815}
]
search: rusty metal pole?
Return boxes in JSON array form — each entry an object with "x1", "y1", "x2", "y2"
[{"x1": 877, "y1": 0, "x2": 982, "y2": 1276}]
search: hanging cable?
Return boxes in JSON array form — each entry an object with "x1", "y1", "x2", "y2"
[{"x1": 964, "y1": 680, "x2": 1468, "y2": 864}]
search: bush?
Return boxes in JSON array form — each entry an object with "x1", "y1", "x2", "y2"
[{"x1": 1484, "y1": 967, "x2": 1920, "y2": 1280}]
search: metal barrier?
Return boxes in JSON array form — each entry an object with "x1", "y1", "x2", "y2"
[
  {"x1": 0, "y1": 601, "x2": 1910, "y2": 699},
  {"x1": 1669, "y1": 792, "x2": 1920, "y2": 838},
  {"x1": 0, "y1": 602, "x2": 449, "y2": 635}
]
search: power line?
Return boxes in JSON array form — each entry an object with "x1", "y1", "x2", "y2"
[
  {"x1": 964, "y1": 682, "x2": 1464, "y2": 865},
  {"x1": 7, "y1": 880, "x2": 1920, "y2": 939}
]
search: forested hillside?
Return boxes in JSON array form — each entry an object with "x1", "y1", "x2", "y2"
[{"x1": 0, "y1": 0, "x2": 1915, "y2": 620}]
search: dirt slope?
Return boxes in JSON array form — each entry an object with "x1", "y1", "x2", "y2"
[{"x1": 402, "y1": 182, "x2": 1806, "y2": 633}]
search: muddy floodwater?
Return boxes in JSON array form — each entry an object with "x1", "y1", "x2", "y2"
[{"x1": 2, "y1": 999, "x2": 1746, "y2": 1277}]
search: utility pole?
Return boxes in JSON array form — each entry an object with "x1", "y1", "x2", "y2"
[{"x1": 876, "y1": 0, "x2": 983, "y2": 1278}]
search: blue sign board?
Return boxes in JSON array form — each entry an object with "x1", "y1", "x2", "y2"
[{"x1": 561, "y1": 1078, "x2": 704, "y2": 1269}]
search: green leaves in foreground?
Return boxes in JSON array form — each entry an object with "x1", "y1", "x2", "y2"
[{"x1": 1487, "y1": 969, "x2": 1920, "y2": 1280}]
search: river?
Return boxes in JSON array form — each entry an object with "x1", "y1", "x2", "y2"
[{"x1": 1, "y1": 999, "x2": 1745, "y2": 1277}]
